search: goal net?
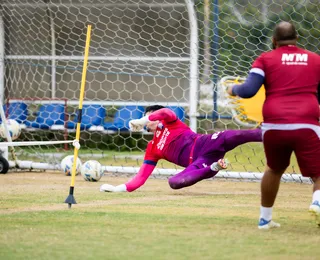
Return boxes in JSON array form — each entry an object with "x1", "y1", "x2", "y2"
[{"x1": 1, "y1": 0, "x2": 318, "y2": 183}]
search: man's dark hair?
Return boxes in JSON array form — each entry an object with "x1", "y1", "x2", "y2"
[
  {"x1": 273, "y1": 21, "x2": 297, "y2": 42},
  {"x1": 145, "y1": 105, "x2": 165, "y2": 114}
]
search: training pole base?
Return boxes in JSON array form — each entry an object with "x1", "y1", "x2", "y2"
[{"x1": 64, "y1": 195, "x2": 77, "y2": 208}]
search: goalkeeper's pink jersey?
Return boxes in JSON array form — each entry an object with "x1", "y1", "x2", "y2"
[
  {"x1": 252, "y1": 45, "x2": 320, "y2": 125},
  {"x1": 144, "y1": 108, "x2": 197, "y2": 166},
  {"x1": 124, "y1": 108, "x2": 263, "y2": 192}
]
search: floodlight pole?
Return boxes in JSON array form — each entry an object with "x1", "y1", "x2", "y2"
[{"x1": 65, "y1": 24, "x2": 92, "y2": 208}]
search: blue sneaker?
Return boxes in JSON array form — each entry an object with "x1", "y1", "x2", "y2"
[
  {"x1": 258, "y1": 218, "x2": 281, "y2": 230},
  {"x1": 309, "y1": 201, "x2": 320, "y2": 227}
]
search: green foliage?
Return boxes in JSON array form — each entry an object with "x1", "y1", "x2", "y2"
[{"x1": 197, "y1": 0, "x2": 320, "y2": 79}]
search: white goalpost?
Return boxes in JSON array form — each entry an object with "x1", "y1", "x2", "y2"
[{"x1": 0, "y1": 0, "x2": 318, "y2": 184}]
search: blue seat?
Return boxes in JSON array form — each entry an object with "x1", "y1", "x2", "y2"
[
  {"x1": 167, "y1": 106, "x2": 185, "y2": 122},
  {"x1": 25, "y1": 104, "x2": 65, "y2": 129},
  {"x1": 104, "y1": 105, "x2": 144, "y2": 131},
  {"x1": 66, "y1": 104, "x2": 106, "y2": 130},
  {"x1": 1, "y1": 102, "x2": 28, "y2": 123}
]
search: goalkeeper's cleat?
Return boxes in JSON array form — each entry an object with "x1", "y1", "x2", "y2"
[
  {"x1": 309, "y1": 200, "x2": 320, "y2": 227},
  {"x1": 258, "y1": 218, "x2": 281, "y2": 230},
  {"x1": 210, "y1": 159, "x2": 227, "y2": 171}
]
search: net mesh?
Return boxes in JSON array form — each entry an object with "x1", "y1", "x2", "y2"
[{"x1": 1, "y1": 0, "x2": 319, "y2": 180}]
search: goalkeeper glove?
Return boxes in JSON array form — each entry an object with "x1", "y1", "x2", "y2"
[
  {"x1": 100, "y1": 184, "x2": 127, "y2": 192},
  {"x1": 129, "y1": 116, "x2": 149, "y2": 132}
]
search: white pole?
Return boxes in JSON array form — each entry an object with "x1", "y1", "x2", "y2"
[
  {"x1": 50, "y1": 12, "x2": 56, "y2": 99},
  {"x1": 8, "y1": 99, "x2": 189, "y2": 107},
  {"x1": 0, "y1": 16, "x2": 9, "y2": 160},
  {"x1": 102, "y1": 166, "x2": 313, "y2": 184},
  {"x1": 0, "y1": 16, "x2": 4, "y2": 104},
  {"x1": 0, "y1": 140, "x2": 74, "y2": 147},
  {"x1": 5, "y1": 160, "x2": 312, "y2": 184},
  {"x1": 185, "y1": 0, "x2": 199, "y2": 132},
  {"x1": 5, "y1": 55, "x2": 190, "y2": 62},
  {"x1": 0, "y1": 102, "x2": 18, "y2": 164}
]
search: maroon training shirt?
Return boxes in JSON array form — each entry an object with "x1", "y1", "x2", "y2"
[{"x1": 252, "y1": 45, "x2": 320, "y2": 125}]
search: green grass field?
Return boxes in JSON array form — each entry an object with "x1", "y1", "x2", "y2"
[{"x1": 0, "y1": 171, "x2": 319, "y2": 260}]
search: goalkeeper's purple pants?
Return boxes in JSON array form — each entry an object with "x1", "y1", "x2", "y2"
[{"x1": 168, "y1": 129, "x2": 262, "y2": 189}]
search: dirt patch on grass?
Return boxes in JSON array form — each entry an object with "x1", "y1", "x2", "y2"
[
  {"x1": 0, "y1": 171, "x2": 312, "y2": 215},
  {"x1": 0, "y1": 195, "x2": 195, "y2": 215}
]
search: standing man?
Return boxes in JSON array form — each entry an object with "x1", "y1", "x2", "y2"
[{"x1": 228, "y1": 21, "x2": 320, "y2": 229}]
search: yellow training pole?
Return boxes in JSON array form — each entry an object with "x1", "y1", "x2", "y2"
[{"x1": 65, "y1": 24, "x2": 92, "y2": 208}]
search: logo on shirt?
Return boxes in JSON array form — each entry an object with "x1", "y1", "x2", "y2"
[
  {"x1": 157, "y1": 128, "x2": 170, "y2": 150},
  {"x1": 281, "y1": 53, "x2": 308, "y2": 65},
  {"x1": 211, "y1": 131, "x2": 224, "y2": 139}
]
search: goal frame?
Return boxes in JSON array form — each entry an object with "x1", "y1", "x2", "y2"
[{"x1": 0, "y1": 0, "x2": 199, "y2": 132}]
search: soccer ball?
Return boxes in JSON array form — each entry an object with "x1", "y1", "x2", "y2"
[
  {"x1": 0, "y1": 119, "x2": 21, "y2": 141},
  {"x1": 81, "y1": 160, "x2": 104, "y2": 182},
  {"x1": 61, "y1": 155, "x2": 82, "y2": 176}
]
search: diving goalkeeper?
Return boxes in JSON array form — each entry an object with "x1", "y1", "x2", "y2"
[{"x1": 100, "y1": 105, "x2": 262, "y2": 192}]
